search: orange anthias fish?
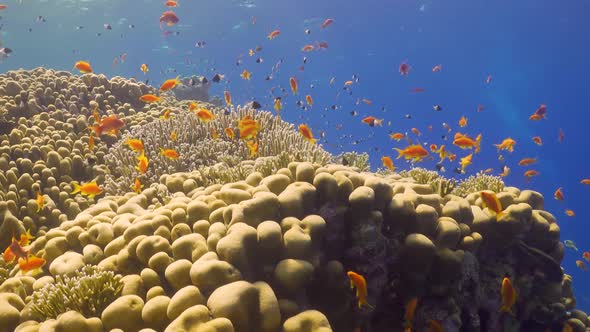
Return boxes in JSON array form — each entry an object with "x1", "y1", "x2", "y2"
[
  {"x1": 71, "y1": 180, "x2": 103, "y2": 199},
  {"x1": 267, "y1": 29, "x2": 280, "y2": 39},
  {"x1": 136, "y1": 152, "x2": 149, "y2": 174},
  {"x1": 223, "y1": 128, "x2": 235, "y2": 140},
  {"x1": 500, "y1": 165, "x2": 511, "y2": 177},
  {"x1": 165, "y1": 0, "x2": 178, "y2": 7},
  {"x1": 394, "y1": 145, "x2": 429, "y2": 162},
  {"x1": 429, "y1": 144, "x2": 438, "y2": 152},
  {"x1": 458, "y1": 116, "x2": 467, "y2": 127},
  {"x1": 453, "y1": 133, "x2": 482, "y2": 153},
  {"x1": 583, "y1": 251, "x2": 590, "y2": 261},
  {"x1": 211, "y1": 128, "x2": 219, "y2": 140},
  {"x1": 302, "y1": 44, "x2": 315, "y2": 52},
  {"x1": 88, "y1": 133, "x2": 95, "y2": 151},
  {"x1": 581, "y1": 179, "x2": 590, "y2": 185},
  {"x1": 529, "y1": 104, "x2": 547, "y2": 121},
  {"x1": 195, "y1": 108, "x2": 216, "y2": 122},
  {"x1": 404, "y1": 297, "x2": 418, "y2": 331},
  {"x1": 246, "y1": 139, "x2": 259, "y2": 157},
  {"x1": 240, "y1": 69, "x2": 251, "y2": 80},
  {"x1": 347, "y1": 271, "x2": 373, "y2": 309},
  {"x1": 161, "y1": 109, "x2": 173, "y2": 120},
  {"x1": 160, "y1": 76, "x2": 181, "y2": 91},
  {"x1": 565, "y1": 209, "x2": 575, "y2": 217},
  {"x1": 140, "y1": 63, "x2": 149, "y2": 74},
  {"x1": 74, "y1": 61, "x2": 92, "y2": 74},
  {"x1": 36, "y1": 192, "x2": 44, "y2": 212},
  {"x1": 399, "y1": 62, "x2": 411, "y2": 75},
  {"x1": 518, "y1": 158, "x2": 537, "y2": 166},
  {"x1": 170, "y1": 131, "x2": 177, "y2": 141},
  {"x1": 305, "y1": 95, "x2": 313, "y2": 107},
  {"x1": 19, "y1": 255, "x2": 46, "y2": 273},
  {"x1": 460, "y1": 154, "x2": 473, "y2": 172},
  {"x1": 298, "y1": 124, "x2": 316, "y2": 144},
  {"x1": 390, "y1": 133, "x2": 405, "y2": 141},
  {"x1": 131, "y1": 178, "x2": 143, "y2": 194},
  {"x1": 189, "y1": 102, "x2": 198, "y2": 111},
  {"x1": 362, "y1": 116, "x2": 383, "y2": 127},
  {"x1": 90, "y1": 114, "x2": 124, "y2": 136},
  {"x1": 524, "y1": 170, "x2": 539, "y2": 181},
  {"x1": 480, "y1": 191, "x2": 503, "y2": 218},
  {"x1": 126, "y1": 138, "x2": 144, "y2": 152},
  {"x1": 432, "y1": 64, "x2": 442, "y2": 72},
  {"x1": 320, "y1": 18, "x2": 334, "y2": 29},
  {"x1": 554, "y1": 187, "x2": 564, "y2": 200},
  {"x1": 576, "y1": 260, "x2": 586, "y2": 271},
  {"x1": 558, "y1": 128, "x2": 564, "y2": 143},
  {"x1": 381, "y1": 156, "x2": 395, "y2": 171},
  {"x1": 411, "y1": 128, "x2": 421, "y2": 136},
  {"x1": 274, "y1": 97, "x2": 282, "y2": 115},
  {"x1": 532, "y1": 136, "x2": 543, "y2": 146},
  {"x1": 495, "y1": 138, "x2": 516, "y2": 153},
  {"x1": 139, "y1": 94, "x2": 161, "y2": 103},
  {"x1": 500, "y1": 277, "x2": 516, "y2": 314},
  {"x1": 224, "y1": 91, "x2": 232, "y2": 106},
  {"x1": 289, "y1": 77, "x2": 298, "y2": 94},
  {"x1": 160, "y1": 148, "x2": 180, "y2": 160},
  {"x1": 159, "y1": 11, "x2": 179, "y2": 27}
]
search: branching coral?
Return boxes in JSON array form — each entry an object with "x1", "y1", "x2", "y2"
[
  {"x1": 27, "y1": 265, "x2": 123, "y2": 321},
  {"x1": 104, "y1": 103, "x2": 332, "y2": 195},
  {"x1": 332, "y1": 151, "x2": 370, "y2": 171},
  {"x1": 399, "y1": 167, "x2": 441, "y2": 184},
  {"x1": 452, "y1": 171, "x2": 505, "y2": 197},
  {"x1": 0, "y1": 258, "x2": 16, "y2": 285}
]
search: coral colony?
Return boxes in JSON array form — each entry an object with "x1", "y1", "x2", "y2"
[{"x1": 0, "y1": 68, "x2": 587, "y2": 331}]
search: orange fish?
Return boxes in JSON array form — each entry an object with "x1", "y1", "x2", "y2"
[
  {"x1": 529, "y1": 104, "x2": 547, "y2": 121},
  {"x1": 344, "y1": 80, "x2": 354, "y2": 86},
  {"x1": 432, "y1": 64, "x2": 442, "y2": 72},
  {"x1": 362, "y1": 98, "x2": 372, "y2": 105},
  {"x1": 411, "y1": 87, "x2": 425, "y2": 93},
  {"x1": 320, "y1": 18, "x2": 334, "y2": 29},
  {"x1": 477, "y1": 104, "x2": 485, "y2": 112},
  {"x1": 131, "y1": 178, "x2": 143, "y2": 194},
  {"x1": 161, "y1": 109, "x2": 173, "y2": 120},
  {"x1": 558, "y1": 128, "x2": 564, "y2": 143},
  {"x1": 36, "y1": 192, "x2": 44, "y2": 212},
  {"x1": 18, "y1": 255, "x2": 46, "y2": 273},
  {"x1": 429, "y1": 144, "x2": 438, "y2": 152},
  {"x1": 224, "y1": 91, "x2": 232, "y2": 106},
  {"x1": 139, "y1": 94, "x2": 161, "y2": 103},
  {"x1": 518, "y1": 158, "x2": 537, "y2": 166},
  {"x1": 274, "y1": 97, "x2": 282, "y2": 115},
  {"x1": 195, "y1": 108, "x2": 216, "y2": 122},
  {"x1": 500, "y1": 165, "x2": 511, "y2": 177},
  {"x1": 240, "y1": 69, "x2": 251, "y2": 80},
  {"x1": 382, "y1": 156, "x2": 395, "y2": 171},
  {"x1": 480, "y1": 191, "x2": 503, "y2": 217},
  {"x1": 554, "y1": 187, "x2": 564, "y2": 200},
  {"x1": 436, "y1": 145, "x2": 453, "y2": 163},
  {"x1": 453, "y1": 133, "x2": 482, "y2": 153},
  {"x1": 442, "y1": 122, "x2": 452, "y2": 132},
  {"x1": 460, "y1": 153, "x2": 473, "y2": 172},
  {"x1": 0, "y1": 4, "x2": 7, "y2": 10},
  {"x1": 390, "y1": 132, "x2": 405, "y2": 141},
  {"x1": 289, "y1": 77, "x2": 298, "y2": 94},
  {"x1": 74, "y1": 61, "x2": 93, "y2": 74},
  {"x1": 239, "y1": 125, "x2": 259, "y2": 141},
  {"x1": 494, "y1": 138, "x2": 516, "y2": 153},
  {"x1": 298, "y1": 124, "x2": 316, "y2": 144},
  {"x1": 246, "y1": 139, "x2": 259, "y2": 157},
  {"x1": 2, "y1": 237, "x2": 28, "y2": 263},
  {"x1": 305, "y1": 95, "x2": 313, "y2": 107},
  {"x1": 211, "y1": 128, "x2": 219, "y2": 140},
  {"x1": 302, "y1": 44, "x2": 315, "y2": 52},
  {"x1": 91, "y1": 115, "x2": 124, "y2": 136},
  {"x1": 136, "y1": 152, "x2": 149, "y2": 174},
  {"x1": 170, "y1": 131, "x2": 177, "y2": 141},
  {"x1": 160, "y1": 76, "x2": 181, "y2": 91},
  {"x1": 140, "y1": 63, "x2": 149, "y2": 74},
  {"x1": 394, "y1": 145, "x2": 429, "y2": 162},
  {"x1": 362, "y1": 116, "x2": 383, "y2": 127},
  {"x1": 524, "y1": 169, "x2": 539, "y2": 181},
  {"x1": 225, "y1": 128, "x2": 235, "y2": 140},
  {"x1": 404, "y1": 297, "x2": 418, "y2": 330},
  {"x1": 583, "y1": 251, "x2": 590, "y2": 261},
  {"x1": 267, "y1": 29, "x2": 280, "y2": 39},
  {"x1": 486, "y1": 74, "x2": 492, "y2": 84},
  {"x1": 500, "y1": 277, "x2": 516, "y2": 314},
  {"x1": 532, "y1": 136, "x2": 543, "y2": 146},
  {"x1": 126, "y1": 138, "x2": 144, "y2": 152},
  {"x1": 189, "y1": 102, "x2": 198, "y2": 111},
  {"x1": 427, "y1": 320, "x2": 444, "y2": 332},
  {"x1": 165, "y1": 0, "x2": 178, "y2": 7},
  {"x1": 458, "y1": 116, "x2": 467, "y2": 127},
  {"x1": 576, "y1": 260, "x2": 586, "y2": 271},
  {"x1": 160, "y1": 148, "x2": 179, "y2": 160},
  {"x1": 565, "y1": 209, "x2": 575, "y2": 217},
  {"x1": 581, "y1": 179, "x2": 590, "y2": 185},
  {"x1": 399, "y1": 62, "x2": 411, "y2": 75},
  {"x1": 411, "y1": 128, "x2": 421, "y2": 136},
  {"x1": 347, "y1": 271, "x2": 373, "y2": 309},
  {"x1": 88, "y1": 133, "x2": 95, "y2": 151},
  {"x1": 483, "y1": 168, "x2": 494, "y2": 174},
  {"x1": 71, "y1": 180, "x2": 103, "y2": 199},
  {"x1": 159, "y1": 11, "x2": 179, "y2": 26}
]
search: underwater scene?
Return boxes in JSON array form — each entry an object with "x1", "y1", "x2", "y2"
[{"x1": 0, "y1": 0, "x2": 589, "y2": 331}]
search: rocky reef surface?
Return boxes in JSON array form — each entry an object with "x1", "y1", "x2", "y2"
[{"x1": 0, "y1": 68, "x2": 589, "y2": 332}]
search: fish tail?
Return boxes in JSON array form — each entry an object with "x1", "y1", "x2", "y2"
[
  {"x1": 71, "y1": 182, "x2": 82, "y2": 195},
  {"x1": 394, "y1": 148, "x2": 404, "y2": 159}
]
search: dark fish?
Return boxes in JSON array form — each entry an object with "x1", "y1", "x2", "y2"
[
  {"x1": 404, "y1": 114, "x2": 412, "y2": 119},
  {"x1": 433, "y1": 105, "x2": 442, "y2": 111},
  {"x1": 0, "y1": 47, "x2": 12, "y2": 54},
  {"x1": 195, "y1": 41, "x2": 206, "y2": 48},
  {"x1": 265, "y1": 76, "x2": 272, "y2": 81},
  {"x1": 305, "y1": 29, "x2": 311, "y2": 35},
  {"x1": 251, "y1": 101, "x2": 261, "y2": 109},
  {"x1": 201, "y1": 77, "x2": 208, "y2": 84},
  {"x1": 129, "y1": 24, "x2": 135, "y2": 28},
  {"x1": 256, "y1": 58, "x2": 263, "y2": 63},
  {"x1": 303, "y1": 57, "x2": 308, "y2": 64},
  {"x1": 212, "y1": 74, "x2": 223, "y2": 83},
  {"x1": 104, "y1": 23, "x2": 112, "y2": 30},
  {"x1": 350, "y1": 111, "x2": 358, "y2": 116},
  {"x1": 37, "y1": 16, "x2": 46, "y2": 22}
]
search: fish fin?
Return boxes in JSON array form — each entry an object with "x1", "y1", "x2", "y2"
[
  {"x1": 394, "y1": 148, "x2": 404, "y2": 159},
  {"x1": 71, "y1": 182, "x2": 82, "y2": 195}
]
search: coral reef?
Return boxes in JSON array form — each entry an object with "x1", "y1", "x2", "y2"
[{"x1": 0, "y1": 68, "x2": 588, "y2": 332}]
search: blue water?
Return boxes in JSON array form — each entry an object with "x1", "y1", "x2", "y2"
[{"x1": 2, "y1": 0, "x2": 589, "y2": 311}]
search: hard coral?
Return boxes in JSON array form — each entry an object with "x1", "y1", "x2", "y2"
[
  {"x1": 452, "y1": 171, "x2": 505, "y2": 197},
  {"x1": 27, "y1": 265, "x2": 123, "y2": 321}
]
